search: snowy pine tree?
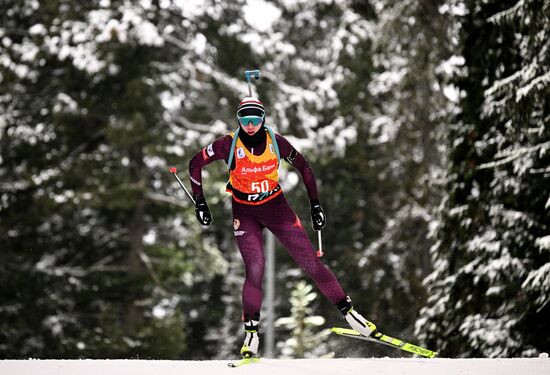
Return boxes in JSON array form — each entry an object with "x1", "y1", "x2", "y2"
[
  {"x1": 417, "y1": 0, "x2": 550, "y2": 357},
  {"x1": 356, "y1": 0, "x2": 453, "y2": 337},
  {"x1": 0, "y1": 0, "x2": 230, "y2": 358},
  {"x1": 275, "y1": 281, "x2": 331, "y2": 359}
]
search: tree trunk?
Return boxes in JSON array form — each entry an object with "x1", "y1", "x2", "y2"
[{"x1": 124, "y1": 145, "x2": 146, "y2": 337}]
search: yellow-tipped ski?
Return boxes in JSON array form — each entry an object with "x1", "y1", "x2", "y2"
[
  {"x1": 331, "y1": 327, "x2": 438, "y2": 358},
  {"x1": 228, "y1": 357, "x2": 261, "y2": 368},
  {"x1": 331, "y1": 327, "x2": 361, "y2": 335}
]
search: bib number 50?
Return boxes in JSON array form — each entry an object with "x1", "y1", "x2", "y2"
[{"x1": 251, "y1": 180, "x2": 270, "y2": 193}]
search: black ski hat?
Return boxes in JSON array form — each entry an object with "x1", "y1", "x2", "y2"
[{"x1": 237, "y1": 97, "x2": 265, "y2": 118}]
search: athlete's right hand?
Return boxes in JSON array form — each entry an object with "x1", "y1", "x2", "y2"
[{"x1": 194, "y1": 196, "x2": 213, "y2": 226}]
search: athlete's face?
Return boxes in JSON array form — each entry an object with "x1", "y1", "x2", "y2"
[{"x1": 240, "y1": 122, "x2": 262, "y2": 136}]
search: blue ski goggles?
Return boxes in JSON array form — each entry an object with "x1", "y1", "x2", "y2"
[{"x1": 238, "y1": 115, "x2": 264, "y2": 127}]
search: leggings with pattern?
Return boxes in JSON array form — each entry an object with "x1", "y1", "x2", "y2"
[{"x1": 232, "y1": 194, "x2": 346, "y2": 318}]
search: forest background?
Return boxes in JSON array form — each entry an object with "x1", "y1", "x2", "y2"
[{"x1": 1, "y1": 0, "x2": 548, "y2": 360}]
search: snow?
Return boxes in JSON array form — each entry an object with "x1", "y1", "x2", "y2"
[
  {"x1": 175, "y1": 0, "x2": 206, "y2": 20},
  {"x1": 370, "y1": 115, "x2": 398, "y2": 143},
  {"x1": 1, "y1": 358, "x2": 549, "y2": 375},
  {"x1": 191, "y1": 33, "x2": 207, "y2": 54},
  {"x1": 243, "y1": 0, "x2": 282, "y2": 32},
  {"x1": 316, "y1": 116, "x2": 357, "y2": 156},
  {"x1": 438, "y1": 2, "x2": 468, "y2": 17},
  {"x1": 516, "y1": 71, "x2": 550, "y2": 101},
  {"x1": 459, "y1": 315, "x2": 518, "y2": 353}
]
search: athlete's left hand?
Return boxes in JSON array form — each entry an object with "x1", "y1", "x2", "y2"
[{"x1": 310, "y1": 200, "x2": 326, "y2": 230}]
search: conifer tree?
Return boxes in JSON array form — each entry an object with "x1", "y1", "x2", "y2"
[
  {"x1": 275, "y1": 281, "x2": 331, "y2": 358},
  {"x1": 0, "y1": 0, "x2": 229, "y2": 358},
  {"x1": 418, "y1": 0, "x2": 550, "y2": 357},
  {"x1": 354, "y1": 0, "x2": 452, "y2": 337}
]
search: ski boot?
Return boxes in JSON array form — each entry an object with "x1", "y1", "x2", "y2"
[
  {"x1": 336, "y1": 296, "x2": 377, "y2": 337},
  {"x1": 240, "y1": 314, "x2": 260, "y2": 358}
]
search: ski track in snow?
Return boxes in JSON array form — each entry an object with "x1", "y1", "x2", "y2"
[{"x1": 1, "y1": 358, "x2": 549, "y2": 375}]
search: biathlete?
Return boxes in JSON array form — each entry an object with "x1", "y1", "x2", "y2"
[{"x1": 188, "y1": 97, "x2": 377, "y2": 358}]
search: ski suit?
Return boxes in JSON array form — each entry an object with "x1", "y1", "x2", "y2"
[{"x1": 188, "y1": 128, "x2": 347, "y2": 318}]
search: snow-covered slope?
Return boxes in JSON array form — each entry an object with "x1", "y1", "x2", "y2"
[{"x1": 2, "y1": 358, "x2": 549, "y2": 375}]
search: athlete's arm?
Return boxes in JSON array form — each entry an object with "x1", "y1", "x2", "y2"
[
  {"x1": 188, "y1": 135, "x2": 232, "y2": 200},
  {"x1": 275, "y1": 134, "x2": 319, "y2": 203}
]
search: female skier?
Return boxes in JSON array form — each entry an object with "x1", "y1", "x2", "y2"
[{"x1": 188, "y1": 97, "x2": 377, "y2": 358}]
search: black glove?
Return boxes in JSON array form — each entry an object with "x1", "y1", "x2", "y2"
[
  {"x1": 194, "y1": 196, "x2": 212, "y2": 226},
  {"x1": 310, "y1": 199, "x2": 326, "y2": 231}
]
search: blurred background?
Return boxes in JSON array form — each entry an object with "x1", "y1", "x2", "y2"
[{"x1": 0, "y1": 0, "x2": 548, "y2": 360}]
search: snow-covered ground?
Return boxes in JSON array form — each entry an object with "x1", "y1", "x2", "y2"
[{"x1": 2, "y1": 358, "x2": 549, "y2": 375}]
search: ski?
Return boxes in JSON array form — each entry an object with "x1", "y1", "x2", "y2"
[
  {"x1": 227, "y1": 357, "x2": 261, "y2": 368},
  {"x1": 331, "y1": 327, "x2": 438, "y2": 358}
]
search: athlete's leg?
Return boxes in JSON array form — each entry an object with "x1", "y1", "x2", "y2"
[
  {"x1": 260, "y1": 196, "x2": 346, "y2": 304},
  {"x1": 232, "y1": 202, "x2": 265, "y2": 318},
  {"x1": 232, "y1": 202, "x2": 265, "y2": 357},
  {"x1": 260, "y1": 195, "x2": 377, "y2": 337}
]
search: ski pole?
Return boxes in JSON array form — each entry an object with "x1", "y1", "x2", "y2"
[
  {"x1": 169, "y1": 167, "x2": 195, "y2": 205},
  {"x1": 316, "y1": 230, "x2": 324, "y2": 257},
  {"x1": 244, "y1": 69, "x2": 260, "y2": 97}
]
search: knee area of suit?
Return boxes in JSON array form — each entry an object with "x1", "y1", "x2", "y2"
[{"x1": 244, "y1": 263, "x2": 265, "y2": 283}]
